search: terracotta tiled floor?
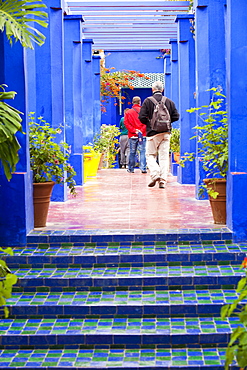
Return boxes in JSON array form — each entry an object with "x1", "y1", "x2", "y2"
[{"x1": 41, "y1": 169, "x2": 222, "y2": 231}]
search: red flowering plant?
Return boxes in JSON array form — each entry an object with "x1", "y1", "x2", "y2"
[
  {"x1": 100, "y1": 59, "x2": 149, "y2": 112},
  {"x1": 221, "y1": 257, "x2": 247, "y2": 369},
  {"x1": 29, "y1": 114, "x2": 77, "y2": 196}
]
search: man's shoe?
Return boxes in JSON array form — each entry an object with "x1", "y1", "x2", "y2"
[
  {"x1": 159, "y1": 181, "x2": 166, "y2": 189},
  {"x1": 148, "y1": 177, "x2": 160, "y2": 187},
  {"x1": 142, "y1": 170, "x2": 147, "y2": 174},
  {"x1": 127, "y1": 169, "x2": 134, "y2": 173}
]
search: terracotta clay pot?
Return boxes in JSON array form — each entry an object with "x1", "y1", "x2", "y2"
[
  {"x1": 33, "y1": 182, "x2": 55, "y2": 227},
  {"x1": 203, "y1": 178, "x2": 226, "y2": 224},
  {"x1": 173, "y1": 152, "x2": 180, "y2": 164}
]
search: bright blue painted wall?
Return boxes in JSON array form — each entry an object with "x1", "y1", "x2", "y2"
[
  {"x1": 35, "y1": 3, "x2": 67, "y2": 201},
  {"x1": 226, "y1": 0, "x2": 247, "y2": 241},
  {"x1": 169, "y1": 39, "x2": 179, "y2": 129},
  {"x1": 0, "y1": 34, "x2": 34, "y2": 246},
  {"x1": 82, "y1": 39, "x2": 94, "y2": 145},
  {"x1": 104, "y1": 50, "x2": 164, "y2": 73},
  {"x1": 194, "y1": 0, "x2": 226, "y2": 199},
  {"x1": 176, "y1": 14, "x2": 196, "y2": 185},
  {"x1": 64, "y1": 15, "x2": 84, "y2": 186},
  {"x1": 92, "y1": 55, "x2": 102, "y2": 135}
]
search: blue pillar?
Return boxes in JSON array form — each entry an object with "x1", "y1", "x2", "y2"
[
  {"x1": 176, "y1": 14, "x2": 196, "y2": 185},
  {"x1": 194, "y1": 0, "x2": 226, "y2": 199},
  {"x1": 0, "y1": 35, "x2": 34, "y2": 246},
  {"x1": 64, "y1": 15, "x2": 84, "y2": 186},
  {"x1": 226, "y1": 0, "x2": 247, "y2": 241},
  {"x1": 82, "y1": 39, "x2": 94, "y2": 145},
  {"x1": 35, "y1": 1, "x2": 67, "y2": 201},
  {"x1": 92, "y1": 55, "x2": 101, "y2": 136},
  {"x1": 164, "y1": 55, "x2": 171, "y2": 99},
  {"x1": 169, "y1": 39, "x2": 179, "y2": 129}
]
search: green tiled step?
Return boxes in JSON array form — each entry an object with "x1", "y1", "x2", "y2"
[
  {"x1": 0, "y1": 316, "x2": 239, "y2": 348},
  {"x1": 7, "y1": 243, "x2": 246, "y2": 268},
  {"x1": 8, "y1": 289, "x2": 243, "y2": 318},
  {"x1": 27, "y1": 228, "x2": 233, "y2": 245},
  {"x1": 0, "y1": 346, "x2": 238, "y2": 369},
  {"x1": 13, "y1": 265, "x2": 244, "y2": 290}
]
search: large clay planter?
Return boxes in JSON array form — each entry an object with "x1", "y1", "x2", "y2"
[
  {"x1": 33, "y1": 182, "x2": 55, "y2": 227},
  {"x1": 203, "y1": 178, "x2": 226, "y2": 224}
]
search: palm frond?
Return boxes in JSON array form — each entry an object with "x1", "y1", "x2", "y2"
[{"x1": 0, "y1": 0, "x2": 48, "y2": 49}]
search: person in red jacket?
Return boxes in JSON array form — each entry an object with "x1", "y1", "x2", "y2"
[{"x1": 124, "y1": 96, "x2": 147, "y2": 173}]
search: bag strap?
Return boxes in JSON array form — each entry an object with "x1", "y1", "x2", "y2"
[
  {"x1": 132, "y1": 107, "x2": 139, "y2": 114},
  {"x1": 161, "y1": 96, "x2": 167, "y2": 105},
  {"x1": 148, "y1": 96, "x2": 158, "y2": 105},
  {"x1": 148, "y1": 96, "x2": 167, "y2": 105}
]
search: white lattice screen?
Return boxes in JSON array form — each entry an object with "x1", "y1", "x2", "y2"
[
  {"x1": 119, "y1": 73, "x2": 165, "y2": 114},
  {"x1": 130, "y1": 73, "x2": 165, "y2": 88}
]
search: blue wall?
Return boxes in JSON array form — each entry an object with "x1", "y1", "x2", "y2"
[{"x1": 104, "y1": 50, "x2": 164, "y2": 73}]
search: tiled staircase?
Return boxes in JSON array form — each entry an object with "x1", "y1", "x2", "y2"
[{"x1": 1, "y1": 228, "x2": 244, "y2": 369}]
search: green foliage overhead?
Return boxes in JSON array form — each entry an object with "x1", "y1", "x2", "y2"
[
  {"x1": 0, "y1": 0, "x2": 48, "y2": 49},
  {"x1": 0, "y1": 85, "x2": 23, "y2": 180}
]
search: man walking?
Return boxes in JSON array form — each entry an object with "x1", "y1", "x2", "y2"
[
  {"x1": 139, "y1": 81, "x2": 179, "y2": 188},
  {"x1": 124, "y1": 96, "x2": 147, "y2": 173}
]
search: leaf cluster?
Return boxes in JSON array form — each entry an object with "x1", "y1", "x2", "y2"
[
  {"x1": 221, "y1": 260, "x2": 247, "y2": 369},
  {"x1": 0, "y1": 247, "x2": 17, "y2": 318},
  {"x1": 170, "y1": 128, "x2": 180, "y2": 153},
  {"x1": 100, "y1": 65, "x2": 149, "y2": 112},
  {"x1": 0, "y1": 84, "x2": 23, "y2": 180},
  {"x1": 29, "y1": 114, "x2": 77, "y2": 196},
  {"x1": 179, "y1": 88, "x2": 228, "y2": 197},
  {"x1": 0, "y1": 0, "x2": 48, "y2": 49},
  {"x1": 93, "y1": 124, "x2": 120, "y2": 168}
]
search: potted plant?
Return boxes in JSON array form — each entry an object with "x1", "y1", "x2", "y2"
[
  {"x1": 170, "y1": 128, "x2": 180, "y2": 163},
  {"x1": 221, "y1": 257, "x2": 247, "y2": 369},
  {"x1": 29, "y1": 114, "x2": 77, "y2": 227},
  {"x1": 93, "y1": 124, "x2": 120, "y2": 168},
  {"x1": 180, "y1": 87, "x2": 228, "y2": 224}
]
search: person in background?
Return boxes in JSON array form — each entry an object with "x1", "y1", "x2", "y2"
[
  {"x1": 119, "y1": 108, "x2": 130, "y2": 169},
  {"x1": 139, "y1": 81, "x2": 179, "y2": 188},
  {"x1": 124, "y1": 96, "x2": 147, "y2": 174}
]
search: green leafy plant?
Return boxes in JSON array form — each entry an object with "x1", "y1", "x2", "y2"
[
  {"x1": 179, "y1": 87, "x2": 228, "y2": 198},
  {"x1": 93, "y1": 124, "x2": 120, "y2": 168},
  {"x1": 170, "y1": 128, "x2": 180, "y2": 153},
  {"x1": 0, "y1": 84, "x2": 23, "y2": 180},
  {"x1": 0, "y1": 247, "x2": 18, "y2": 318},
  {"x1": 29, "y1": 114, "x2": 77, "y2": 196},
  {"x1": 221, "y1": 257, "x2": 247, "y2": 370},
  {"x1": 0, "y1": 0, "x2": 48, "y2": 49}
]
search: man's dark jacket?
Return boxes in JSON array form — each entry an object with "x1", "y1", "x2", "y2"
[{"x1": 139, "y1": 91, "x2": 179, "y2": 137}]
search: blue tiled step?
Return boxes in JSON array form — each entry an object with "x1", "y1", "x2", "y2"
[
  {"x1": 7, "y1": 243, "x2": 247, "y2": 268},
  {"x1": 0, "y1": 317, "x2": 239, "y2": 347},
  {"x1": 13, "y1": 265, "x2": 244, "y2": 290},
  {"x1": 27, "y1": 228, "x2": 233, "y2": 244},
  {"x1": 0, "y1": 347, "x2": 238, "y2": 369},
  {"x1": 8, "y1": 289, "x2": 242, "y2": 318}
]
